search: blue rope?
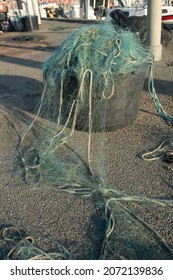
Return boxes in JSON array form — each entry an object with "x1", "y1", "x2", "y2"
[{"x1": 148, "y1": 63, "x2": 173, "y2": 123}]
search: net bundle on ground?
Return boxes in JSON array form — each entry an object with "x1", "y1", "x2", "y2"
[
  {"x1": 17, "y1": 22, "x2": 173, "y2": 260},
  {"x1": 20, "y1": 22, "x2": 153, "y2": 186},
  {"x1": 0, "y1": 226, "x2": 72, "y2": 260}
]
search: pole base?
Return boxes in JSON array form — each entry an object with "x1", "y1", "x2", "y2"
[{"x1": 148, "y1": 44, "x2": 162, "y2": 62}]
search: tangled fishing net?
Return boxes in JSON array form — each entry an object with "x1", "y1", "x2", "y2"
[
  {"x1": 7, "y1": 22, "x2": 173, "y2": 259},
  {"x1": 20, "y1": 22, "x2": 153, "y2": 185},
  {"x1": 0, "y1": 227, "x2": 72, "y2": 260}
]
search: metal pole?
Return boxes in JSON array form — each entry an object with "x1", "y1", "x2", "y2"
[
  {"x1": 147, "y1": 0, "x2": 162, "y2": 61},
  {"x1": 85, "y1": 0, "x2": 89, "y2": 19},
  {"x1": 26, "y1": 0, "x2": 33, "y2": 31},
  {"x1": 80, "y1": 0, "x2": 83, "y2": 18}
]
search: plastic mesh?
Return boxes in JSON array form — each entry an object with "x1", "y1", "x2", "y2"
[{"x1": 7, "y1": 22, "x2": 173, "y2": 260}]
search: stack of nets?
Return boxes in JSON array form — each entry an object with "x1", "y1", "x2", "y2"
[
  {"x1": 19, "y1": 22, "x2": 153, "y2": 186},
  {"x1": 16, "y1": 22, "x2": 173, "y2": 260},
  {"x1": 42, "y1": 22, "x2": 152, "y2": 132}
]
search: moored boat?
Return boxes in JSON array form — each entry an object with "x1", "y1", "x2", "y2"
[{"x1": 106, "y1": 3, "x2": 173, "y2": 25}]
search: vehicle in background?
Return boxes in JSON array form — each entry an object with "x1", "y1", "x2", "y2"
[{"x1": 38, "y1": 2, "x2": 57, "y2": 18}]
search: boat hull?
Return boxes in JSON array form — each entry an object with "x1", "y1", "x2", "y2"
[{"x1": 162, "y1": 14, "x2": 173, "y2": 24}]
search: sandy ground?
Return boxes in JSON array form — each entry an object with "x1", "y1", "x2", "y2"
[{"x1": 0, "y1": 20, "x2": 173, "y2": 260}]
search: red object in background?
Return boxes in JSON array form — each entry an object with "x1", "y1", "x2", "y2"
[{"x1": 0, "y1": 0, "x2": 7, "y2": 13}]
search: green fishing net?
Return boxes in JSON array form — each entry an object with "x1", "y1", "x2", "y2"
[
  {"x1": 7, "y1": 22, "x2": 173, "y2": 260},
  {"x1": 19, "y1": 22, "x2": 153, "y2": 186},
  {"x1": 0, "y1": 227, "x2": 72, "y2": 260}
]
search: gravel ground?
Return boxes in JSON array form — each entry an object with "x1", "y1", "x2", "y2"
[{"x1": 0, "y1": 20, "x2": 173, "y2": 260}]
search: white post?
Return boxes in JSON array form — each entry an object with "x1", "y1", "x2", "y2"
[
  {"x1": 32, "y1": 0, "x2": 41, "y2": 25},
  {"x1": 147, "y1": 0, "x2": 162, "y2": 61},
  {"x1": 85, "y1": 0, "x2": 89, "y2": 18},
  {"x1": 26, "y1": 0, "x2": 34, "y2": 31}
]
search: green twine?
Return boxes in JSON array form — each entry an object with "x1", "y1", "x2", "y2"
[
  {"x1": 13, "y1": 23, "x2": 173, "y2": 260},
  {"x1": 148, "y1": 63, "x2": 173, "y2": 124}
]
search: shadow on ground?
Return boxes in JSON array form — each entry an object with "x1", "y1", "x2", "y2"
[{"x1": 0, "y1": 75, "x2": 43, "y2": 112}]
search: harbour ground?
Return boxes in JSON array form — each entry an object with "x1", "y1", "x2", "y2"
[{"x1": 0, "y1": 20, "x2": 173, "y2": 259}]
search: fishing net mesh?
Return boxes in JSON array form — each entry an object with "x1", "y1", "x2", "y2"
[
  {"x1": 19, "y1": 22, "x2": 153, "y2": 186},
  {"x1": 1, "y1": 22, "x2": 173, "y2": 260},
  {"x1": 0, "y1": 227, "x2": 72, "y2": 260}
]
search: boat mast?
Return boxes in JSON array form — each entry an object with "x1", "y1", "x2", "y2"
[{"x1": 117, "y1": 0, "x2": 126, "y2": 7}]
